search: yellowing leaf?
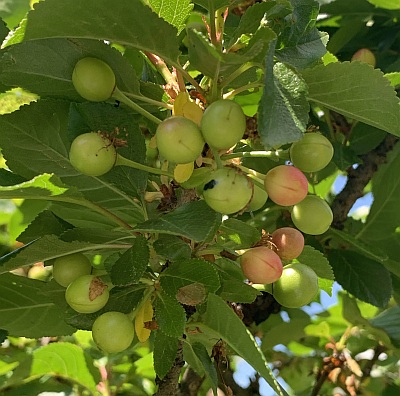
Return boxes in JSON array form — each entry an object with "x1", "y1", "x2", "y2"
[
  {"x1": 182, "y1": 101, "x2": 203, "y2": 125},
  {"x1": 135, "y1": 298, "x2": 154, "y2": 343},
  {"x1": 173, "y1": 92, "x2": 190, "y2": 116},
  {"x1": 174, "y1": 162, "x2": 194, "y2": 183},
  {"x1": 148, "y1": 135, "x2": 157, "y2": 149}
]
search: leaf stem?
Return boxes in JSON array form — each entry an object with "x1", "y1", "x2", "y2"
[
  {"x1": 209, "y1": 1, "x2": 218, "y2": 47},
  {"x1": 323, "y1": 108, "x2": 336, "y2": 141},
  {"x1": 115, "y1": 154, "x2": 174, "y2": 178},
  {"x1": 220, "y1": 62, "x2": 256, "y2": 88},
  {"x1": 113, "y1": 87, "x2": 162, "y2": 125}
]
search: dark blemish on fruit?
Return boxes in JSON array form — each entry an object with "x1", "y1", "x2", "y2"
[{"x1": 204, "y1": 180, "x2": 217, "y2": 190}]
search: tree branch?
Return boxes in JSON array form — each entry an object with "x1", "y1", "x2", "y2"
[
  {"x1": 179, "y1": 367, "x2": 204, "y2": 396},
  {"x1": 331, "y1": 134, "x2": 398, "y2": 229}
]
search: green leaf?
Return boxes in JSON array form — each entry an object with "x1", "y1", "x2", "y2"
[
  {"x1": 367, "y1": 0, "x2": 400, "y2": 10},
  {"x1": 0, "y1": 173, "x2": 89, "y2": 206},
  {"x1": 190, "y1": 342, "x2": 218, "y2": 395},
  {"x1": 31, "y1": 342, "x2": 97, "y2": 393},
  {"x1": 258, "y1": 62, "x2": 309, "y2": 148},
  {"x1": 0, "y1": 99, "x2": 145, "y2": 228},
  {"x1": 302, "y1": 62, "x2": 400, "y2": 135},
  {"x1": 149, "y1": 0, "x2": 193, "y2": 33},
  {"x1": 297, "y1": 245, "x2": 334, "y2": 280},
  {"x1": 135, "y1": 200, "x2": 222, "y2": 242},
  {"x1": 341, "y1": 293, "x2": 370, "y2": 327},
  {"x1": 319, "y1": 278, "x2": 334, "y2": 297},
  {"x1": 192, "y1": 0, "x2": 242, "y2": 11},
  {"x1": 0, "y1": 0, "x2": 29, "y2": 30},
  {"x1": 356, "y1": 150, "x2": 400, "y2": 241},
  {"x1": 217, "y1": 270, "x2": 260, "y2": 303},
  {"x1": 110, "y1": 235, "x2": 149, "y2": 286},
  {"x1": 341, "y1": 293, "x2": 393, "y2": 347},
  {"x1": 154, "y1": 290, "x2": 186, "y2": 338},
  {"x1": 7, "y1": 199, "x2": 49, "y2": 243},
  {"x1": 328, "y1": 228, "x2": 388, "y2": 264},
  {"x1": 348, "y1": 123, "x2": 386, "y2": 155},
  {"x1": 24, "y1": 0, "x2": 181, "y2": 66},
  {"x1": 186, "y1": 29, "x2": 222, "y2": 78},
  {"x1": 218, "y1": 218, "x2": 261, "y2": 249},
  {"x1": 370, "y1": 306, "x2": 400, "y2": 347},
  {"x1": 328, "y1": 250, "x2": 392, "y2": 308},
  {"x1": 160, "y1": 258, "x2": 220, "y2": 298},
  {"x1": 0, "y1": 273, "x2": 75, "y2": 337},
  {"x1": 153, "y1": 331, "x2": 180, "y2": 379},
  {"x1": 320, "y1": 0, "x2": 376, "y2": 16},
  {"x1": 199, "y1": 293, "x2": 288, "y2": 396},
  {"x1": 187, "y1": 24, "x2": 275, "y2": 79},
  {"x1": 332, "y1": 142, "x2": 360, "y2": 171},
  {"x1": 0, "y1": 234, "x2": 126, "y2": 274},
  {"x1": 0, "y1": 329, "x2": 8, "y2": 344},
  {"x1": 153, "y1": 235, "x2": 192, "y2": 261},
  {"x1": 0, "y1": 18, "x2": 9, "y2": 43},
  {"x1": 227, "y1": 1, "x2": 291, "y2": 49},
  {"x1": 385, "y1": 72, "x2": 400, "y2": 88},
  {"x1": 0, "y1": 38, "x2": 139, "y2": 99},
  {"x1": 261, "y1": 317, "x2": 310, "y2": 349},
  {"x1": 18, "y1": 210, "x2": 73, "y2": 244},
  {"x1": 276, "y1": 0, "x2": 326, "y2": 69}
]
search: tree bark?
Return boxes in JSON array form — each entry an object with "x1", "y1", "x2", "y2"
[{"x1": 331, "y1": 134, "x2": 398, "y2": 229}]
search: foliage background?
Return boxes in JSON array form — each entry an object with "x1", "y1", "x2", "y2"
[{"x1": 1, "y1": 0, "x2": 400, "y2": 395}]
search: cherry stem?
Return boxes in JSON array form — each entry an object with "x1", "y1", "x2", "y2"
[
  {"x1": 244, "y1": 173, "x2": 265, "y2": 190},
  {"x1": 124, "y1": 91, "x2": 172, "y2": 110},
  {"x1": 221, "y1": 150, "x2": 289, "y2": 161},
  {"x1": 222, "y1": 82, "x2": 263, "y2": 100},
  {"x1": 210, "y1": 146, "x2": 224, "y2": 169},
  {"x1": 237, "y1": 164, "x2": 266, "y2": 181},
  {"x1": 112, "y1": 87, "x2": 162, "y2": 125},
  {"x1": 115, "y1": 154, "x2": 174, "y2": 178}
]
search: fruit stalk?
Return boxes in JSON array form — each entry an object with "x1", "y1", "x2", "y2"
[
  {"x1": 112, "y1": 87, "x2": 162, "y2": 125},
  {"x1": 115, "y1": 154, "x2": 174, "y2": 178}
]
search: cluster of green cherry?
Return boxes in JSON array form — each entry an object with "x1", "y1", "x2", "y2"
[
  {"x1": 52, "y1": 252, "x2": 153, "y2": 353},
  {"x1": 64, "y1": 56, "x2": 337, "y2": 352}
]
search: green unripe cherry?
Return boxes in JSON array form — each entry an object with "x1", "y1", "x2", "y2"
[
  {"x1": 200, "y1": 100, "x2": 246, "y2": 150},
  {"x1": 72, "y1": 57, "x2": 116, "y2": 102},
  {"x1": 246, "y1": 184, "x2": 268, "y2": 212},
  {"x1": 65, "y1": 275, "x2": 109, "y2": 313},
  {"x1": 273, "y1": 263, "x2": 319, "y2": 308},
  {"x1": 92, "y1": 311, "x2": 135, "y2": 353},
  {"x1": 69, "y1": 132, "x2": 117, "y2": 176},
  {"x1": 290, "y1": 133, "x2": 334, "y2": 173},
  {"x1": 202, "y1": 167, "x2": 253, "y2": 214},
  {"x1": 53, "y1": 253, "x2": 92, "y2": 287},
  {"x1": 291, "y1": 195, "x2": 333, "y2": 235},
  {"x1": 155, "y1": 116, "x2": 205, "y2": 164}
]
